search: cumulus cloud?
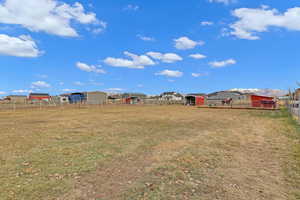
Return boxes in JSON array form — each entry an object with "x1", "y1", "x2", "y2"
[
  {"x1": 208, "y1": 0, "x2": 236, "y2": 5},
  {"x1": 146, "y1": 52, "x2": 183, "y2": 63},
  {"x1": 137, "y1": 34, "x2": 155, "y2": 41},
  {"x1": 73, "y1": 81, "x2": 84, "y2": 86},
  {"x1": 191, "y1": 73, "x2": 208, "y2": 77},
  {"x1": 201, "y1": 21, "x2": 214, "y2": 26},
  {"x1": 0, "y1": 91, "x2": 6, "y2": 95},
  {"x1": 76, "y1": 62, "x2": 106, "y2": 74},
  {"x1": 12, "y1": 89, "x2": 33, "y2": 93},
  {"x1": 209, "y1": 59, "x2": 236, "y2": 68},
  {"x1": 230, "y1": 6, "x2": 300, "y2": 40},
  {"x1": 0, "y1": 0, "x2": 104, "y2": 37},
  {"x1": 174, "y1": 37, "x2": 204, "y2": 50},
  {"x1": 155, "y1": 70, "x2": 183, "y2": 78},
  {"x1": 124, "y1": 4, "x2": 139, "y2": 11},
  {"x1": 189, "y1": 54, "x2": 207, "y2": 59},
  {"x1": 0, "y1": 34, "x2": 41, "y2": 57},
  {"x1": 61, "y1": 88, "x2": 76, "y2": 92},
  {"x1": 104, "y1": 51, "x2": 155, "y2": 69},
  {"x1": 31, "y1": 81, "x2": 51, "y2": 88}
]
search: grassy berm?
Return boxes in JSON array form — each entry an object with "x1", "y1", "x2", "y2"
[{"x1": 0, "y1": 105, "x2": 299, "y2": 200}]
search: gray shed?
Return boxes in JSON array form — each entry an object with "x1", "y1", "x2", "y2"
[{"x1": 84, "y1": 91, "x2": 107, "y2": 105}]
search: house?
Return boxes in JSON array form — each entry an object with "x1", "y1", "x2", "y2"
[
  {"x1": 29, "y1": 93, "x2": 51, "y2": 102},
  {"x1": 185, "y1": 95, "x2": 206, "y2": 106},
  {"x1": 250, "y1": 95, "x2": 276, "y2": 109},
  {"x1": 5, "y1": 95, "x2": 27, "y2": 104},
  {"x1": 69, "y1": 91, "x2": 107, "y2": 105},
  {"x1": 159, "y1": 92, "x2": 184, "y2": 101}
]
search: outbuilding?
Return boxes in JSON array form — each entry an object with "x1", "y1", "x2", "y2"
[
  {"x1": 69, "y1": 91, "x2": 107, "y2": 105},
  {"x1": 5, "y1": 95, "x2": 27, "y2": 104},
  {"x1": 251, "y1": 95, "x2": 276, "y2": 109},
  {"x1": 207, "y1": 91, "x2": 249, "y2": 106},
  {"x1": 185, "y1": 95, "x2": 205, "y2": 106},
  {"x1": 124, "y1": 96, "x2": 140, "y2": 104},
  {"x1": 29, "y1": 93, "x2": 51, "y2": 102}
]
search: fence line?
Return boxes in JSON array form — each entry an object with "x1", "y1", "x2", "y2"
[{"x1": 286, "y1": 101, "x2": 300, "y2": 123}]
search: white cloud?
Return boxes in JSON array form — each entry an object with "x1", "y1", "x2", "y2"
[
  {"x1": 106, "y1": 88, "x2": 124, "y2": 93},
  {"x1": 201, "y1": 21, "x2": 214, "y2": 26},
  {"x1": 146, "y1": 52, "x2": 183, "y2": 63},
  {"x1": 76, "y1": 62, "x2": 106, "y2": 74},
  {"x1": 12, "y1": 89, "x2": 33, "y2": 93},
  {"x1": 209, "y1": 59, "x2": 236, "y2": 68},
  {"x1": 189, "y1": 54, "x2": 207, "y2": 59},
  {"x1": 191, "y1": 73, "x2": 208, "y2": 77},
  {"x1": 0, "y1": 91, "x2": 6, "y2": 95},
  {"x1": 73, "y1": 81, "x2": 84, "y2": 86},
  {"x1": 124, "y1": 4, "x2": 139, "y2": 11},
  {"x1": 0, "y1": 34, "x2": 41, "y2": 57},
  {"x1": 208, "y1": 0, "x2": 236, "y2": 5},
  {"x1": 137, "y1": 34, "x2": 155, "y2": 41},
  {"x1": 137, "y1": 84, "x2": 143, "y2": 88},
  {"x1": 104, "y1": 51, "x2": 155, "y2": 69},
  {"x1": 174, "y1": 37, "x2": 205, "y2": 50},
  {"x1": 0, "y1": 0, "x2": 104, "y2": 37},
  {"x1": 155, "y1": 70, "x2": 183, "y2": 78},
  {"x1": 31, "y1": 81, "x2": 51, "y2": 88},
  {"x1": 230, "y1": 6, "x2": 300, "y2": 40},
  {"x1": 36, "y1": 74, "x2": 48, "y2": 79},
  {"x1": 61, "y1": 88, "x2": 76, "y2": 92}
]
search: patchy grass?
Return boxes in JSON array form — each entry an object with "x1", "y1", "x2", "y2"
[{"x1": 0, "y1": 105, "x2": 299, "y2": 200}]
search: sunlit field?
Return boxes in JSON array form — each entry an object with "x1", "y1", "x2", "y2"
[{"x1": 0, "y1": 105, "x2": 299, "y2": 200}]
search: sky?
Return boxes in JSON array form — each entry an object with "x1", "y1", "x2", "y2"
[{"x1": 0, "y1": 0, "x2": 299, "y2": 96}]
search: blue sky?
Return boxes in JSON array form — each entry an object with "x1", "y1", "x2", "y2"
[{"x1": 0, "y1": 0, "x2": 299, "y2": 96}]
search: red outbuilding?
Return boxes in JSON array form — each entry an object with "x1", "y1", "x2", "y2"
[
  {"x1": 185, "y1": 95, "x2": 205, "y2": 106},
  {"x1": 250, "y1": 95, "x2": 276, "y2": 109},
  {"x1": 29, "y1": 93, "x2": 51, "y2": 102}
]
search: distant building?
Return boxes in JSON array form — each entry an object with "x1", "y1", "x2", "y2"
[
  {"x1": 207, "y1": 91, "x2": 250, "y2": 106},
  {"x1": 250, "y1": 95, "x2": 276, "y2": 109},
  {"x1": 185, "y1": 95, "x2": 206, "y2": 106},
  {"x1": 69, "y1": 91, "x2": 107, "y2": 105},
  {"x1": 5, "y1": 95, "x2": 27, "y2": 104},
  {"x1": 159, "y1": 92, "x2": 184, "y2": 101},
  {"x1": 124, "y1": 96, "x2": 140, "y2": 104},
  {"x1": 295, "y1": 88, "x2": 300, "y2": 100},
  {"x1": 29, "y1": 93, "x2": 51, "y2": 102}
]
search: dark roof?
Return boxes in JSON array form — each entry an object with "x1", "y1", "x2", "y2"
[
  {"x1": 29, "y1": 93, "x2": 49, "y2": 96},
  {"x1": 187, "y1": 93, "x2": 206, "y2": 96}
]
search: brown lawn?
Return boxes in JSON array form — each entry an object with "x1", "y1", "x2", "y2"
[{"x1": 0, "y1": 105, "x2": 299, "y2": 200}]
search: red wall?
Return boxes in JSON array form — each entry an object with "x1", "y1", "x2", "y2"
[
  {"x1": 29, "y1": 96, "x2": 50, "y2": 100},
  {"x1": 251, "y1": 95, "x2": 275, "y2": 108},
  {"x1": 195, "y1": 96, "x2": 205, "y2": 106}
]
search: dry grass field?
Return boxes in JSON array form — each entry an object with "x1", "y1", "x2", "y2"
[{"x1": 0, "y1": 105, "x2": 299, "y2": 200}]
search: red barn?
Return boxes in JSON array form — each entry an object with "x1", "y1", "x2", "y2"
[
  {"x1": 251, "y1": 95, "x2": 276, "y2": 109},
  {"x1": 185, "y1": 95, "x2": 205, "y2": 106},
  {"x1": 29, "y1": 93, "x2": 51, "y2": 102}
]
